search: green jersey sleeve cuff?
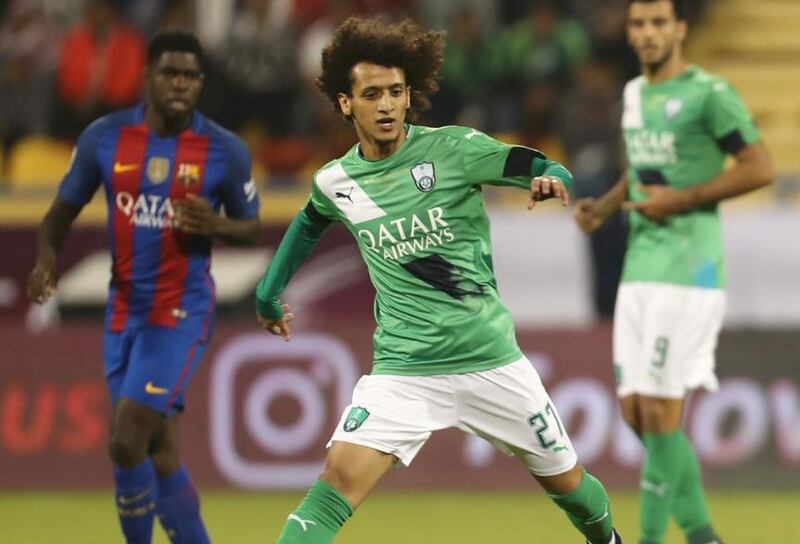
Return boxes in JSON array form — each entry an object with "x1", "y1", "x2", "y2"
[
  {"x1": 255, "y1": 297, "x2": 283, "y2": 320},
  {"x1": 540, "y1": 161, "x2": 573, "y2": 191}
]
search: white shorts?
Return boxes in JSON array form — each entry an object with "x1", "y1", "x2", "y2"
[
  {"x1": 613, "y1": 282, "x2": 726, "y2": 399},
  {"x1": 327, "y1": 357, "x2": 577, "y2": 477}
]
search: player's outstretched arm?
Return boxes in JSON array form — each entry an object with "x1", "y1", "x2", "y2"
[
  {"x1": 623, "y1": 141, "x2": 773, "y2": 222},
  {"x1": 27, "y1": 197, "x2": 82, "y2": 304},
  {"x1": 573, "y1": 175, "x2": 628, "y2": 234},
  {"x1": 254, "y1": 205, "x2": 330, "y2": 340},
  {"x1": 174, "y1": 194, "x2": 261, "y2": 245}
]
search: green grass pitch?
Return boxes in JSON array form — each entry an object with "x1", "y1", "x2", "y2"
[{"x1": 0, "y1": 490, "x2": 795, "y2": 543}]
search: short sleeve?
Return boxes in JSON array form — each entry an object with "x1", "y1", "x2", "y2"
[
  {"x1": 705, "y1": 81, "x2": 760, "y2": 155},
  {"x1": 58, "y1": 124, "x2": 103, "y2": 207},
  {"x1": 219, "y1": 137, "x2": 259, "y2": 219},
  {"x1": 308, "y1": 176, "x2": 340, "y2": 223}
]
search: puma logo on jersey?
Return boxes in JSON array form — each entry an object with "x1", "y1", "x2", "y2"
[
  {"x1": 335, "y1": 187, "x2": 354, "y2": 203},
  {"x1": 287, "y1": 514, "x2": 317, "y2": 532}
]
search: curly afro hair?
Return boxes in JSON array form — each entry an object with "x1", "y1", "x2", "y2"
[{"x1": 317, "y1": 17, "x2": 445, "y2": 122}]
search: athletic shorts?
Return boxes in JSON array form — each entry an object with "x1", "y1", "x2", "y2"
[
  {"x1": 103, "y1": 324, "x2": 210, "y2": 415},
  {"x1": 613, "y1": 282, "x2": 726, "y2": 399},
  {"x1": 327, "y1": 357, "x2": 577, "y2": 477}
]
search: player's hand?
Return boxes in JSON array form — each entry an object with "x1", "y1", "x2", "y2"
[
  {"x1": 175, "y1": 194, "x2": 218, "y2": 236},
  {"x1": 573, "y1": 197, "x2": 605, "y2": 234},
  {"x1": 27, "y1": 261, "x2": 58, "y2": 304},
  {"x1": 528, "y1": 176, "x2": 569, "y2": 210},
  {"x1": 256, "y1": 304, "x2": 295, "y2": 342},
  {"x1": 622, "y1": 185, "x2": 693, "y2": 222}
]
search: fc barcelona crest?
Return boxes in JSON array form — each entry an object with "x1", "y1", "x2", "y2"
[
  {"x1": 410, "y1": 161, "x2": 436, "y2": 192},
  {"x1": 177, "y1": 163, "x2": 201, "y2": 187},
  {"x1": 147, "y1": 157, "x2": 170, "y2": 184}
]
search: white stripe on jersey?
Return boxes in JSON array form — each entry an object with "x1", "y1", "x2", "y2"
[
  {"x1": 316, "y1": 162, "x2": 387, "y2": 225},
  {"x1": 622, "y1": 76, "x2": 646, "y2": 129}
]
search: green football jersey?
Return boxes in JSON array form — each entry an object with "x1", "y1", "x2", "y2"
[
  {"x1": 621, "y1": 65, "x2": 760, "y2": 288},
  {"x1": 308, "y1": 124, "x2": 567, "y2": 376}
]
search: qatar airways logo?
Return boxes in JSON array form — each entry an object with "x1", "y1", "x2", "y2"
[
  {"x1": 116, "y1": 191, "x2": 177, "y2": 229},
  {"x1": 357, "y1": 206, "x2": 455, "y2": 261},
  {"x1": 625, "y1": 130, "x2": 677, "y2": 166}
]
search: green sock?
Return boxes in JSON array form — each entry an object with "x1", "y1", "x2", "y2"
[
  {"x1": 672, "y1": 432, "x2": 718, "y2": 544},
  {"x1": 640, "y1": 431, "x2": 684, "y2": 543},
  {"x1": 277, "y1": 480, "x2": 353, "y2": 544},
  {"x1": 548, "y1": 470, "x2": 614, "y2": 544}
]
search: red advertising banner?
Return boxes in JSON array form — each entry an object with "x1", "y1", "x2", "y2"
[{"x1": 2, "y1": 320, "x2": 798, "y2": 490}]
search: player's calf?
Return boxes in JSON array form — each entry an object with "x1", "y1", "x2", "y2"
[{"x1": 544, "y1": 467, "x2": 620, "y2": 544}]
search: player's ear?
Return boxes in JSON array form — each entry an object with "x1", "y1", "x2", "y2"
[
  {"x1": 676, "y1": 20, "x2": 688, "y2": 42},
  {"x1": 337, "y1": 93, "x2": 351, "y2": 116},
  {"x1": 405, "y1": 86, "x2": 411, "y2": 110}
]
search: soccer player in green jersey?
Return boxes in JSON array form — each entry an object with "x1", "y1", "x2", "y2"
[
  {"x1": 255, "y1": 17, "x2": 623, "y2": 544},
  {"x1": 573, "y1": 2, "x2": 774, "y2": 543}
]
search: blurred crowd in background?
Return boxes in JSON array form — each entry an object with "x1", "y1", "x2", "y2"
[
  {"x1": 0, "y1": 0, "x2": 712, "y2": 316},
  {"x1": 0, "y1": 0, "x2": 710, "y2": 188}
]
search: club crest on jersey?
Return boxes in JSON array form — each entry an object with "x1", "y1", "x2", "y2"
[
  {"x1": 343, "y1": 406, "x2": 370, "y2": 432},
  {"x1": 410, "y1": 161, "x2": 436, "y2": 192},
  {"x1": 147, "y1": 157, "x2": 170, "y2": 184},
  {"x1": 177, "y1": 163, "x2": 201, "y2": 187},
  {"x1": 664, "y1": 98, "x2": 683, "y2": 121}
]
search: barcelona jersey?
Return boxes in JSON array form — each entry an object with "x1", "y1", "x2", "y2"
[{"x1": 59, "y1": 104, "x2": 259, "y2": 337}]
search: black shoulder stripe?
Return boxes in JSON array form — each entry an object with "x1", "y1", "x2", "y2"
[
  {"x1": 637, "y1": 169, "x2": 668, "y2": 186},
  {"x1": 717, "y1": 129, "x2": 747, "y2": 155},
  {"x1": 304, "y1": 202, "x2": 332, "y2": 225},
  {"x1": 503, "y1": 146, "x2": 546, "y2": 178}
]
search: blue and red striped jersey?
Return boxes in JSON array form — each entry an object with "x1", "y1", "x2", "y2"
[{"x1": 59, "y1": 105, "x2": 260, "y2": 334}]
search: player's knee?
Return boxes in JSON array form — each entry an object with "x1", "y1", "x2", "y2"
[
  {"x1": 149, "y1": 448, "x2": 180, "y2": 477},
  {"x1": 638, "y1": 401, "x2": 671, "y2": 433},
  {"x1": 108, "y1": 432, "x2": 147, "y2": 468},
  {"x1": 319, "y1": 462, "x2": 360, "y2": 496}
]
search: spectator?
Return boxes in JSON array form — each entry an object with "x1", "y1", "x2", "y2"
[
  {"x1": 556, "y1": 58, "x2": 626, "y2": 316},
  {"x1": 54, "y1": 0, "x2": 145, "y2": 138},
  {"x1": 429, "y1": 7, "x2": 495, "y2": 127},
  {"x1": 208, "y1": 0, "x2": 300, "y2": 135},
  {"x1": 0, "y1": 0, "x2": 57, "y2": 180}
]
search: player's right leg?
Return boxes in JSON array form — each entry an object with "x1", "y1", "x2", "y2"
[
  {"x1": 277, "y1": 373, "x2": 455, "y2": 543},
  {"x1": 105, "y1": 328, "x2": 161, "y2": 544},
  {"x1": 107, "y1": 397, "x2": 164, "y2": 544}
]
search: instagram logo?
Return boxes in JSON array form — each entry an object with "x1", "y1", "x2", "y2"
[{"x1": 209, "y1": 333, "x2": 359, "y2": 488}]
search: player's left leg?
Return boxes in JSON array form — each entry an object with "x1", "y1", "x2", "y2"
[
  {"x1": 150, "y1": 415, "x2": 211, "y2": 544},
  {"x1": 456, "y1": 357, "x2": 621, "y2": 543}
]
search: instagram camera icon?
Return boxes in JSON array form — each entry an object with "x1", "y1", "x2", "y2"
[{"x1": 210, "y1": 333, "x2": 359, "y2": 488}]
